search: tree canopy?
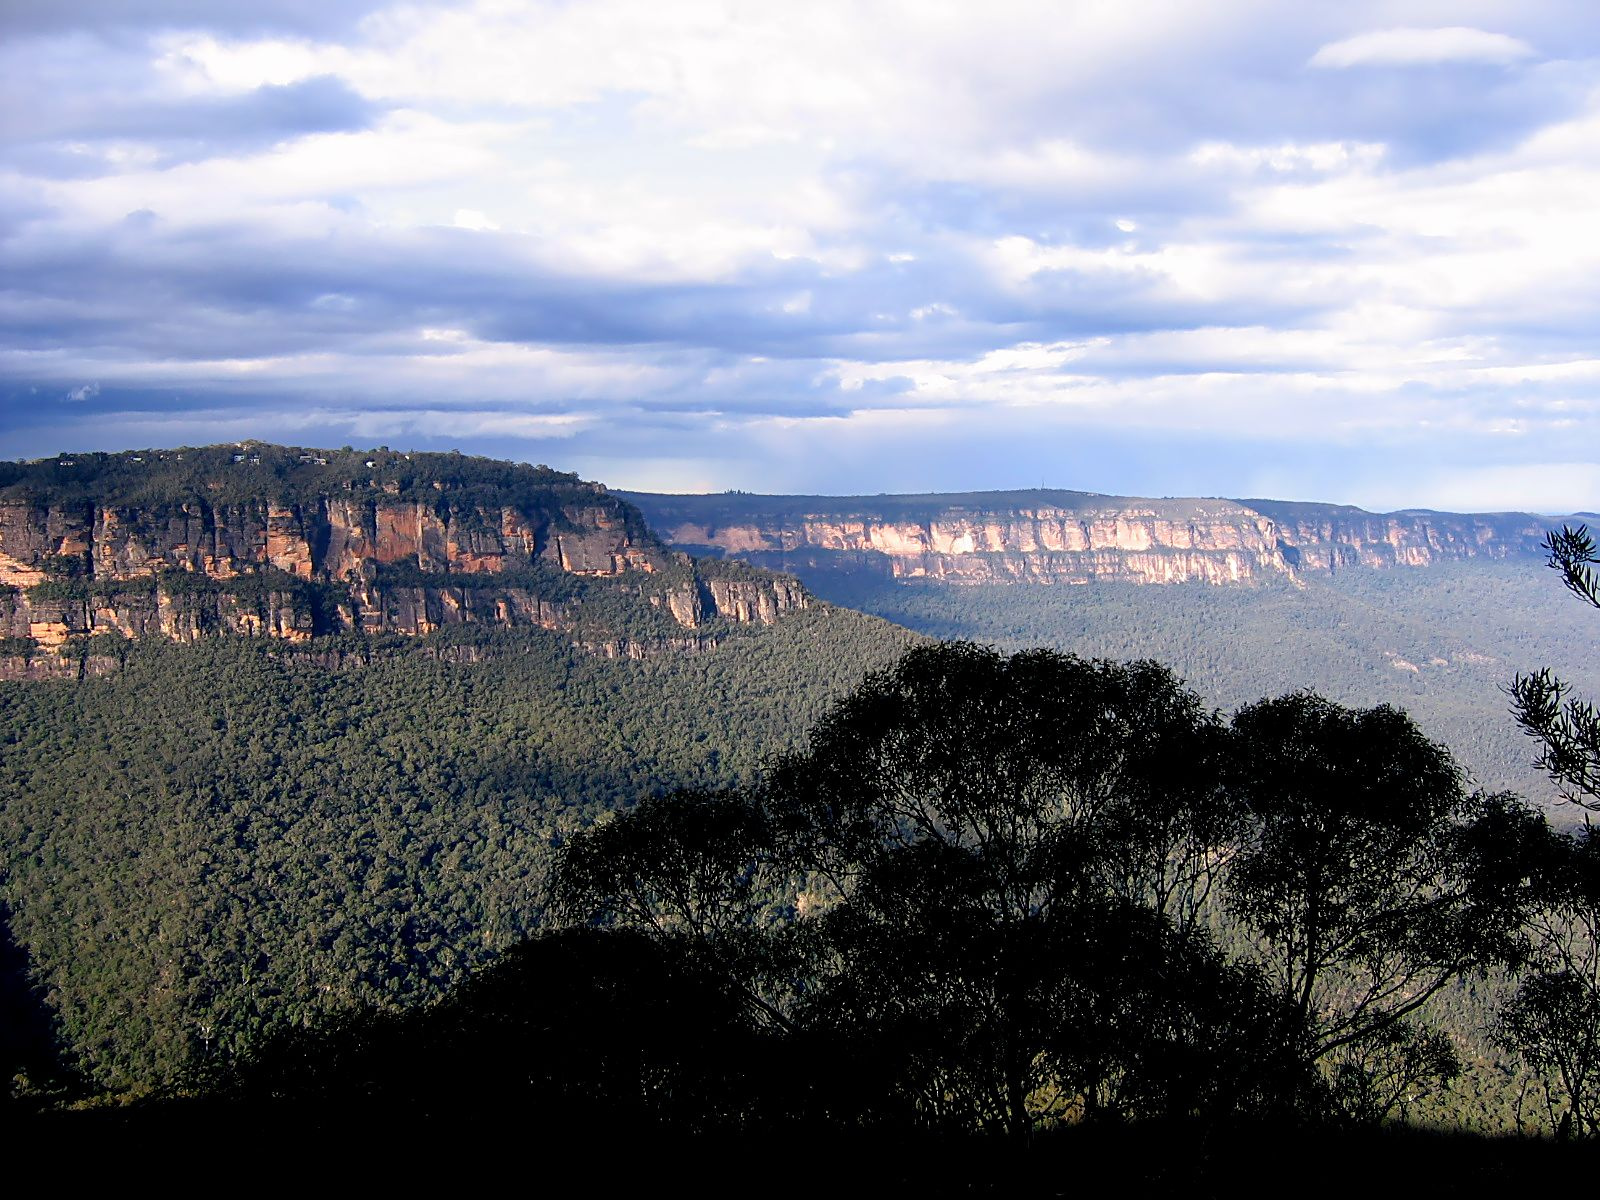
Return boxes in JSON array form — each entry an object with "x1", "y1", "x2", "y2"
[
  {"x1": 1511, "y1": 525, "x2": 1600, "y2": 812},
  {"x1": 1498, "y1": 524, "x2": 1600, "y2": 1137},
  {"x1": 554, "y1": 642, "x2": 1537, "y2": 1137}
]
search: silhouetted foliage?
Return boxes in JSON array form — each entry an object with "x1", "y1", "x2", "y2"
[
  {"x1": 232, "y1": 927, "x2": 780, "y2": 1131},
  {"x1": 767, "y1": 644, "x2": 1309, "y2": 1137},
  {"x1": 1495, "y1": 823, "x2": 1600, "y2": 1137},
  {"x1": 549, "y1": 643, "x2": 1547, "y2": 1138},
  {"x1": 1227, "y1": 696, "x2": 1535, "y2": 1046},
  {"x1": 765, "y1": 644, "x2": 1240, "y2": 935},
  {"x1": 1511, "y1": 525, "x2": 1600, "y2": 811},
  {"x1": 554, "y1": 787, "x2": 775, "y2": 941},
  {"x1": 556, "y1": 644, "x2": 1335, "y2": 1138},
  {"x1": 1225, "y1": 693, "x2": 1541, "y2": 1117},
  {"x1": 1495, "y1": 525, "x2": 1600, "y2": 1136}
]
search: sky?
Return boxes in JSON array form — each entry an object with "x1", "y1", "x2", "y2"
[{"x1": 3, "y1": 1, "x2": 1600, "y2": 511}]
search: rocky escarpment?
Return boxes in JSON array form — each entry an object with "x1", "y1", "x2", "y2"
[
  {"x1": 619, "y1": 489, "x2": 1564, "y2": 587},
  {"x1": 1239, "y1": 499, "x2": 1555, "y2": 572},
  {"x1": 0, "y1": 446, "x2": 806, "y2": 676}
]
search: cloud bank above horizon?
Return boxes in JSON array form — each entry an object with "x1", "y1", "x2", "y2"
[{"x1": 3, "y1": 1, "x2": 1600, "y2": 512}]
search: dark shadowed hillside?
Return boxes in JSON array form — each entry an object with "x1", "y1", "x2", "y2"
[{"x1": 0, "y1": 445, "x2": 921, "y2": 1091}]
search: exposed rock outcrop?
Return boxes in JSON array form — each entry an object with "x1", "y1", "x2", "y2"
[
  {"x1": 1241, "y1": 499, "x2": 1553, "y2": 573},
  {"x1": 620, "y1": 489, "x2": 1564, "y2": 587},
  {"x1": 0, "y1": 446, "x2": 807, "y2": 670}
]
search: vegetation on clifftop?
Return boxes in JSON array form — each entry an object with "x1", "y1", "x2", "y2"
[{"x1": 0, "y1": 443, "x2": 621, "y2": 517}]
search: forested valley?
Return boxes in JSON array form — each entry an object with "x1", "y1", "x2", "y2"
[
  {"x1": 0, "y1": 611, "x2": 914, "y2": 1090},
  {"x1": 805, "y1": 561, "x2": 1600, "y2": 810},
  {"x1": 1, "y1": 449, "x2": 1597, "y2": 1191},
  {"x1": 9, "y1": 636, "x2": 1594, "y2": 1192}
]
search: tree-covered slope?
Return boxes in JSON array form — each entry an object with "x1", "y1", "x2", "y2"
[
  {"x1": 806, "y1": 562, "x2": 1600, "y2": 810},
  {"x1": 0, "y1": 611, "x2": 916, "y2": 1091}
]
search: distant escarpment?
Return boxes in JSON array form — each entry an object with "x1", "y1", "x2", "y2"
[
  {"x1": 0, "y1": 445, "x2": 805, "y2": 677},
  {"x1": 619, "y1": 489, "x2": 1562, "y2": 588}
]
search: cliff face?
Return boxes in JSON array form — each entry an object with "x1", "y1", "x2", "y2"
[
  {"x1": 1240, "y1": 499, "x2": 1553, "y2": 572},
  {"x1": 0, "y1": 447, "x2": 806, "y2": 673},
  {"x1": 620, "y1": 490, "x2": 1562, "y2": 587}
]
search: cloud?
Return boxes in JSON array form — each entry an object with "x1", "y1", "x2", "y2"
[
  {"x1": 1309, "y1": 27, "x2": 1536, "y2": 69},
  {"x1": 17, "y1": 77, "x2": 381, "y2": 168},
  {"x1": 0, "y1": 1, "x2": 421, "y2": 39},
  {"x1": 3, "y1": 2, "x2": 1600, "y2": 509}
]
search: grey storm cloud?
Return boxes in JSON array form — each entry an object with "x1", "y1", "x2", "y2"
[
  {"x1": 0, "y1": 210, "x2": 1337, "y2": 372},
  {"x1": 9, "y1": 76, "x2": 382, "y2": 155},
  {"x1": 1, "y1": 49, "x2": 384, "y2": 176}
]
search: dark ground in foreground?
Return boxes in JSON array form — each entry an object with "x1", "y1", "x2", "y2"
[{"x1": 10, "y1": 1102, "x2": 1592, "y2": 1194}]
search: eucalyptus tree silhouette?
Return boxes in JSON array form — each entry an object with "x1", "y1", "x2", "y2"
[
  {"x1": 1494, "y1": 822, "x2": 1600, "y2": 1137},
  {"x1": 1498, "y1": 524, "x2": 1600, "y2": 1137},
  {"x1": 1511, "y1": 525, "x2": 1600, "y2": 811},
  {"x1": 1225, "y1": 692, "x2": 1542, "y2": 1117},
  {"x1": 556, "y1": 643, "x2": 1314, "y2": 1138}
]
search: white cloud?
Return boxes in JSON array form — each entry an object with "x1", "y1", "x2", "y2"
[
  {"x1": 38, "y1": 109, "x2": 514, "y2": 232},
  {"x1": 1309, "y1": 26, "x2": 1536, "y2": 69},
  {"x1": 1189, "y1": 140, "x2": 1386, "y2": 173},
  {"x1": 451, "y1": 208, "x2": 499, "y2": 232},
  {"x1": 155, "y1": 34, "x2": 331, "y2": 93},
  {"x1": 8, "y1": 2, "x2": 1600, "y2": 507}
]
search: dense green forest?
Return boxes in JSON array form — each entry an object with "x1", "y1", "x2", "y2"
[
  {"x1": 803, "y1": 561, "x2": 1600, "y2": 812},
  {"x1": 50, "y1": 641, "x2": 1584, "y2": 1191},
  {"x1": 3, "y1": 555, "x2": 1593, "y2": 1122},
  {"x1": 2, "y1": 445, "x2": 1595, "y2": 1159},
  {"x1": 2, "y1": 566, "x2": 1595, "y2": 1153},
  {"x1": 536, "y1": 645, "x2": 1571, "y2": 1139},
  {"x1": 0, "y1": 443, "x2": 616, "y2": 513},
  {"x1": 0, "y1": 609, "x2": 915, "y2": 1090}
]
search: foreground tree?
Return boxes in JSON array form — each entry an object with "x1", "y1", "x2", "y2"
[
  {"x1": 553, "y1": 643, "x2": 1538, "y2": 1137},
  {"x1": 552, "y1": 787, "x2": 804, "y2": 1037},
  {"x1": 1495, "y1": 822, "x2": 1600, "y2": 1136},
  {"x1": 233, "y1": 926, "x2": 780, "y2": 1132},
  {"x1": 1225, "y1": 693, "x2": 1541, "y2": 1117},
  {"x1": 764, "y1": 643, "x2": 1242, "y2": 934},
  {"x1": 1498, "y1": 525, "x2": 1600, "y2": 1136},
  {"x1": 1511, "y1": 524, "x2": 1600, "y2": 811},
  {"x1": 559, "y1": 644, "x2": 1313, "y2": 1137},
  {"x1": 765, "y1": 644, "x2": 1310, "y2": 1136}
]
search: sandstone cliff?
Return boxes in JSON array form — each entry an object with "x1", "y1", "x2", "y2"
[
  {"x1": 0, "y1": 445, "x2": 806, "y2": 675},
  {"x1": 1240, "y1": 499, "x2": 1553, "y2": 572},
  {"x1": 619, "y1": 489, "x2": 1564, "y2": 587}
]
